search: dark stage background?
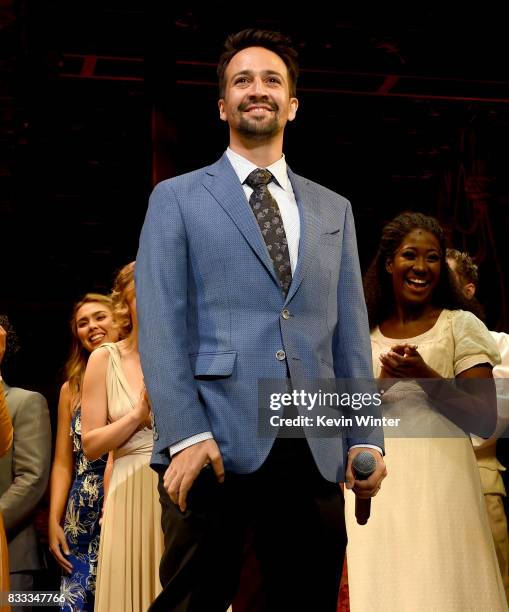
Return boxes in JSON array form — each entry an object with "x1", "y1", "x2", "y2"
[{"x1": 1, "y1": 1, "x2": 509, "y2": 413}]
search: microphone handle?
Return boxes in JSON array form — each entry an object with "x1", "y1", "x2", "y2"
[
  {"x1": 352, "y1": 452, "x2": 376, "y2": 526},
  {"x1": 355, "y1": 497, "x2": 371, "y2": 525}
]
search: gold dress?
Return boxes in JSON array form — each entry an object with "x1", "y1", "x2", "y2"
[{"x1": 94, "y1": 344, "x2": 163, "y2": 612}]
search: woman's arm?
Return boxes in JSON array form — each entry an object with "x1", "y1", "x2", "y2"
[
  {"x1": 48, "y1": 382, "x2": 74, "y2": 573},
  {"x1": 380, "y1": 345, "x2": 496, "y2": 437},
  {"x1": 81, "y1": 347, "x2": 149, "y2": 461},
  {"x1": 454, "y1": 364, "x2": 496, "y2": 438}
]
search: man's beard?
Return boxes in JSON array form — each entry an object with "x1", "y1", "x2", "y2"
[
  {"x1": 236, "y1": 113, "x2": 281, "y2": 139},
  {"x1": 235, "y1": 99, "x2": 281, "y2": 139}
]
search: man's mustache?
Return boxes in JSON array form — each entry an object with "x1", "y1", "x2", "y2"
[{"x1": 238, "y1": 98, "x2": 278, "y2": 112}]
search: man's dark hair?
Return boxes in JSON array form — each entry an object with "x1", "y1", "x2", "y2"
[
  {"x1": 217, "y1": 29, "x2": 299, "y2": 98},
  {"x1": 446, "y1": 248, "x2": 479, "y2": 286},
  {"x1": 363, "y1": 212, "x2": 476, "y2": 328}
]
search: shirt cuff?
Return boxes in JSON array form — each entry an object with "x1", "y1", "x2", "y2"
[
  {"x1": 349, "y1": 444, "x2": 383, "y2": 456},
  {"x1": 169, "y1": 432, "x2": 213, "y2": 457}
]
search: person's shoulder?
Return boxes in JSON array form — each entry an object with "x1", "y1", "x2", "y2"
[
  {"x1": 59, "y1": 380, "x2": 71, "y2": 400},
  {"x1": 6, "y1": 385, "x2": 45, "y2": 401},
  {"x1": 490, "y1": 330, "x2": 509, "y2": 353},
  {"x1": 289, "y1": 170, "x2": 350, "y2": 208},
  {"x1": 58, "y1": 381, "x2": 76, "y2": 415},
  {"x1": 448, "y1": 309, "x2": 495, "y2": 343},
  {"x1": 6, "y1": 385, "x2": 47, "y2": 412},
  {"x1": 87, "y1": 342, "x2": 114, "y2": 365},
  {"x1": 147, "y1": 162, "x2": 223, "y2": 216},
  {"x1": 448, "y1": 308, "x2": 484, "y2": 326},
  {"x1": 153, "y1": 160, "x2": 221, "y2": 194},
  {"x1": 490, "y1": 330, "x2": 509, "y2": 343}
]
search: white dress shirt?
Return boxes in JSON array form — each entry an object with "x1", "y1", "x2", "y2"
[{"x1": 226, "y1": 147, "x2": 300, "y2": 274}]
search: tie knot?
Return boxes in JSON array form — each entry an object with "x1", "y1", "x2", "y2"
[{"x1": 245, "y1": 168, "x2": 273, "y2": 189}]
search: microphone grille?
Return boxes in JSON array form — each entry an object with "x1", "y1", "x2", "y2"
[{"x1": 352, "y1": 451, "x2": 376, "y2": 478}]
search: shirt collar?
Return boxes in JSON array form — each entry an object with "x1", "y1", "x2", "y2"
[{"x1": 226, "y1": 147, "x2": 289, "y2": 191}]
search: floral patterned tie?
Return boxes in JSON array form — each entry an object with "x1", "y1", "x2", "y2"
[{"x1": 245, "y1": 168, "x2": 292, "y2": 296}]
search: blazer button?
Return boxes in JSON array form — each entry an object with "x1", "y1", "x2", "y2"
[
  {"x1": 276, "y1": 350, "x2": 286, "y2": 361},
  {"x1": 281, "y1": 309, "x2": 291, "y2": 320}
]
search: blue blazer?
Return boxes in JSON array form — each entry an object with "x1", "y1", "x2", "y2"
[{"x1": 136, "y1": 154, "x2": 383, "y2": 482}]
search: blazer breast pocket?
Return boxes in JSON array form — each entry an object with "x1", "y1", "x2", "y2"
[
  {"x1": 319, "y1": 227, "x2": 342, "y2": 273},
  {"x1": 320, "y1": 227, "x2": 341, "y2": 246}
]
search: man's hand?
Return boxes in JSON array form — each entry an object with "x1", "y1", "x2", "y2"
[
  {"x1": 0, "y1": 325, "x2": 6, "y2": 364},
  {"x1": 163, "y1": 439, "x2": 224, "y2": 512},
  {"x1": 345, "y1": 447, "x2": 387, "y2": 499}
]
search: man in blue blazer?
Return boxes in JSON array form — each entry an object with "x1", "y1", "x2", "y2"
[{"x1": 137, "y1": 28, "x2": 386, "y2": 612}]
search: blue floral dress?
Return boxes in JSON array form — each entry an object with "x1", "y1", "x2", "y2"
[{"x1": 60, "y1": 407, "x2": 107, "y2": 611}]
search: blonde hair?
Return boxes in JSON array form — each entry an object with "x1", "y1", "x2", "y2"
[
  {"x1": 65, "y1": 293, "x2": 114, "y2": 407},
  {"x1": 111, "y1": 261, "x2": 135, "y2": 339}
]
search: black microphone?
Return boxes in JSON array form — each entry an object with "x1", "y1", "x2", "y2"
[{"x1": 352, "y1": 451, "x2": 377, "y2": 525}]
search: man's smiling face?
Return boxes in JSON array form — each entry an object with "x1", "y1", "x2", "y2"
[{"x1": 218, "y1": 46, "x2": 298, "y2": 141}]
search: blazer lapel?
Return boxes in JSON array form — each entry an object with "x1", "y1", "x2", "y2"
[
  {"x1": 202, "y1": 154, "x2": 280, "y2": 287},
  {"x1": 285, "y1": 170, "x2": 321, "y2": 304}
]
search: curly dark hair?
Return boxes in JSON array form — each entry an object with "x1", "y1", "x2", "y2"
[
  {"x1": 217, "y1": 28, "x2": 299, "y2": 98},
  {"x1": 363, "y1": 212, "x2": 475, "y2": 328}
]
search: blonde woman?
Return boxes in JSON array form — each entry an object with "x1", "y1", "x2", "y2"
[
  {"x1": 82, "y1": 262, "x2": 163, "y2": 612},
  {"x1": 48, "y1": 294, "x2": 119, "y2": 610}
]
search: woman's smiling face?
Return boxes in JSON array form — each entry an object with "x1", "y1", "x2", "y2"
[
  {"x1": 75, "y1": 301, "x2": 117, "y2": 352},
  {"x1": 386, "y1": 228, "x2": 442, "y2": 309}
]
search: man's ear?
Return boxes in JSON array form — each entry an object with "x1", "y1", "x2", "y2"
[
  {"x1": 218, "y1": 99, "x2": 227, "y2": 122},
  {"x1": 464, "y1": 282, "x2": 476, "y2": 300},
  {"x1": 385, "y1": 259, "x2": 393, "y2": 274},
  {"x1": 287, "y1": 97, "x2": 299, "y2": 122}
]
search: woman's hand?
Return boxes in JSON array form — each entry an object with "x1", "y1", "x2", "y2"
[
  {"x1": 133, "y1": 386, "x2": 151, "y2": 429},
  {"x1": 379, "y1": 343, "x2": 439, "y2": 379},
  {"x1": 48, "y1": 521, "x2": 73, "y2": 574}
]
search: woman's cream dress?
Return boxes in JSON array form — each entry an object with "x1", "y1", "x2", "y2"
[
  {"x1": 345, "y1": 310, "x2": 508, "y2": 611},
  {"x1": 94, "y1": 343, "x2": 163, "y2": 612}
]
